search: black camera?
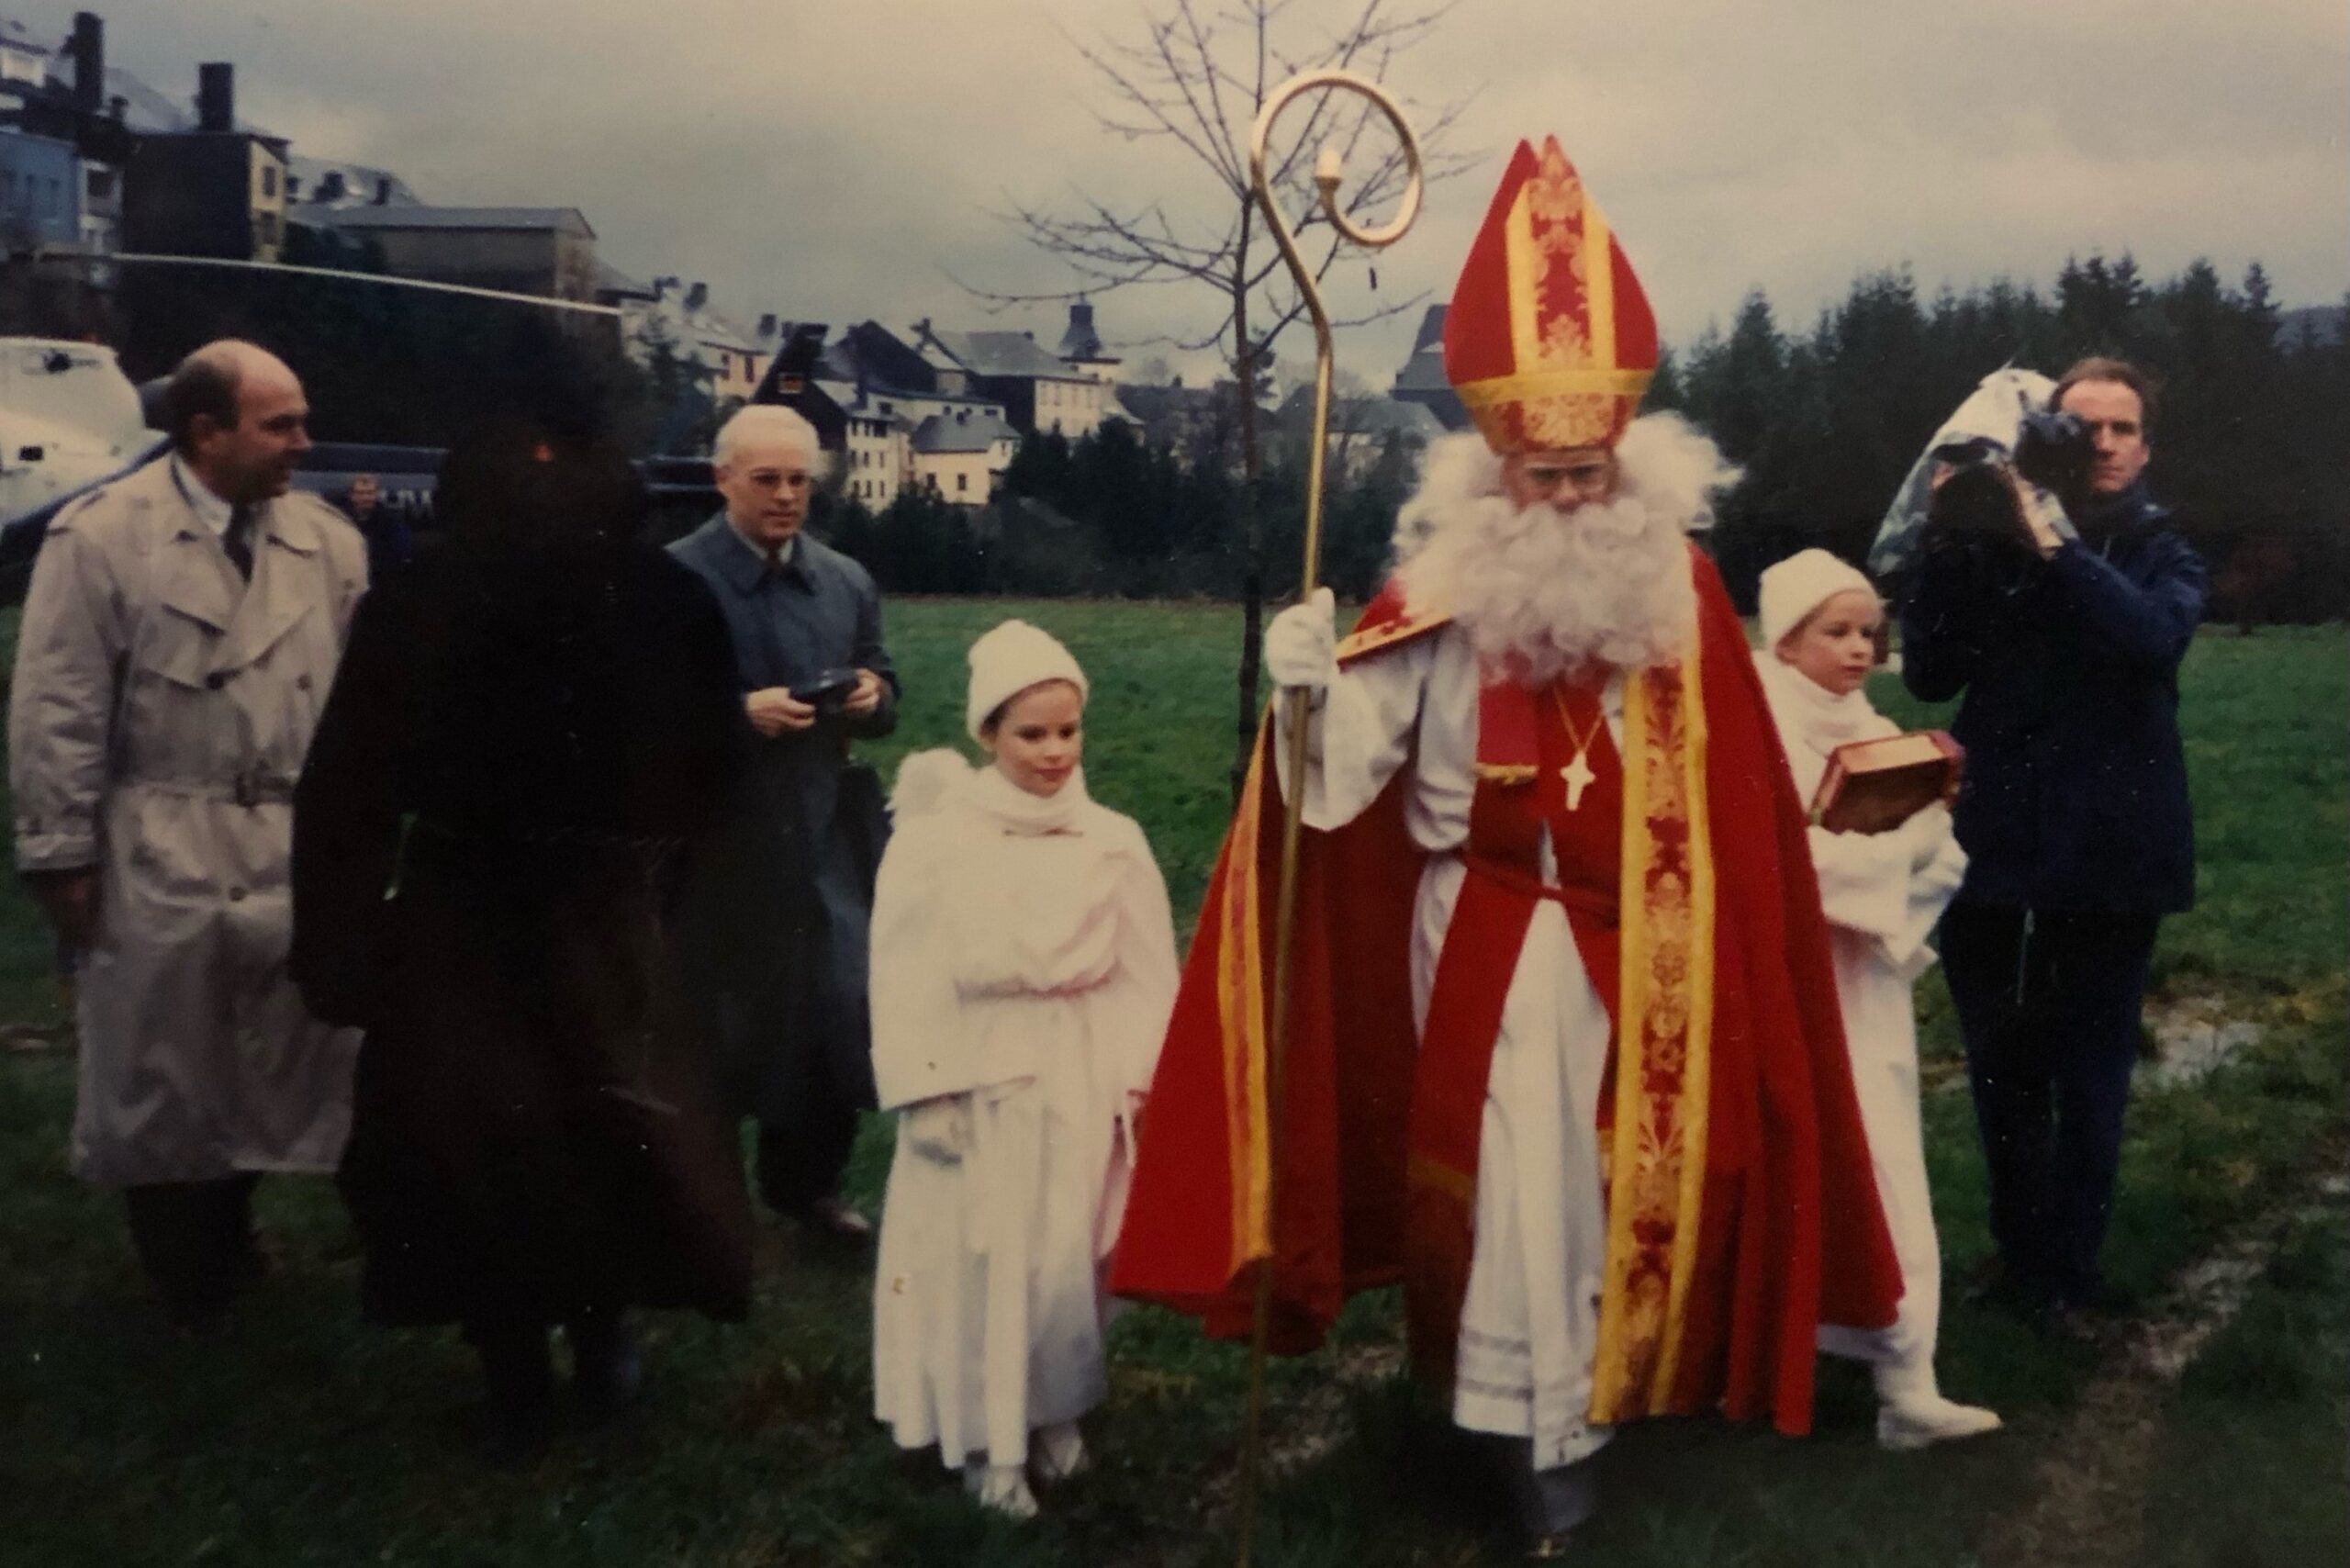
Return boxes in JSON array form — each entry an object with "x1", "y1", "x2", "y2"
[
  {"x1": 2011, "y1": 407, "x2": 2094, "y2": 495},
  {"x1": 797, "y1": 666, "x2": 860, "y2": 719},
  {"x1": 1918, "y1": 437, "x2": 2038, "y2": 573}
]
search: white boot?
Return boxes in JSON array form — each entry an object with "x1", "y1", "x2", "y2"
[
  {"x1": 1032, "y1": 1420, "x2": 1090, "y2": 1484},
  {"x1": 964, "y1": 1460, "x2": 1039, "y2": 1519},
  {"x1": 1874, "y1": 1362, "x2": 2002, "y2": 1451}
]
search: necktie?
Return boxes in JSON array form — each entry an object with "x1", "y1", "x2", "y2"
[{"x1": 224, "y1": 504, "x2": 256, "y2": 582}]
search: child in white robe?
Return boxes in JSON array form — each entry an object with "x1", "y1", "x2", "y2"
[
  {"x1": 1755, "y1": 550, "x2": 2003, "y2": 1452},
  {"x1": 869, "y1": 620, "x2": 1180, "y2": 1518}
]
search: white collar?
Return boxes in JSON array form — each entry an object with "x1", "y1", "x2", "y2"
[
  {"x1": 965, "y1": 759, "x2": 1091, "y2": 835},
  {"x1": 724, "y1": 518, "x2": 797, "y2": 568},
  {"x1": 1754, "y1": 652, "x2": 1880, "y2": 755},
  {"x1": 170, "y1": 454, "x2": 238, "y2": 538}
]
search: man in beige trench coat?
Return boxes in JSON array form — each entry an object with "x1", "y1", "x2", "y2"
[{"x1": 9, "y1": 341, "x2": 367, "y2": 1328}]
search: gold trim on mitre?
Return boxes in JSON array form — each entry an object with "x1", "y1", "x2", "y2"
[{"x1": 1456, "y1": 368, "x2": 1656, "y2": 408}]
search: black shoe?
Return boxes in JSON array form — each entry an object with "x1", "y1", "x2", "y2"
[
  {"x1": 1961, "y1": 1255, "x2": 2051, "y2": 1318},
  {"x1": 476, "y1": 1327, "x2": 557, "y2": 1454},
  {"x1": 2030, "y1": 1297, "x2": 2102, "y2": 1348},
  {"x1": 568, "y1": 1315, "x2": 643, "y2": 1419}
]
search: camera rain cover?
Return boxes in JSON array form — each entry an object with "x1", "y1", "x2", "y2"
[{"x1": 1868, "y1": 366, "x2": 2078, "y2": 578}]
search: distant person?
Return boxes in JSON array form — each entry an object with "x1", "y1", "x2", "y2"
[
  {"x1": 292, "y1": 418, "x2": 754, "y2": 1449},
  {"x1": 1754, "y1": 550, "x2": 2001, "y2": 1449},
  {"x1": 1895, "y1": 357, "x2": 2207, "y2": 1335},
  {"x1": 335, "y1": 471, "x2": 415, "y2": 585},
  {"x1": 7, "y1": 340, "x2": 367, "y2": 1331},
  {"x1": 668, "y1": 405, "x2": 898, "y2": 1245},
  {"x1": 870, "y1": 622, "x2": 1178, "y2": 1518}
]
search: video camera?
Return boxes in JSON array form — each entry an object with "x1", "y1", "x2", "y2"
[{"x1": 1921, "y1": 406, "x2": 2094, "y2": 559}]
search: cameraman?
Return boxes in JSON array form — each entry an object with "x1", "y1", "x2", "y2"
[
  {"x1": 1897, "y1": 357, "x2": 2206, "y2": 1336},
  {"x1": 670, "y1": 405, "x2": 899, "y2": 1245}
]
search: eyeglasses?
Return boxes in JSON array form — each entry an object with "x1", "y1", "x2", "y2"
[{"x1": 1516, "y1": 457, "x2": 1617, "y2": 498}]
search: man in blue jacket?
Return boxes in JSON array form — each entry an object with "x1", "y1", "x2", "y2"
[
  {"x1": 669, "y1": 406, "x2": 898, "y2": 1245},
  {"x1": 1898, "y1": 357, "x2": 2206, "y2": 1334}
]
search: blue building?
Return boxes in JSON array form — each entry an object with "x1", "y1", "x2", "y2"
[{"x1": 0, "y1": 129, "x2": 81, "y2": 248}]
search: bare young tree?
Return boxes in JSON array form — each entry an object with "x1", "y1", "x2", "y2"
[{"x1": 968, "y1": 0, "x2": 1474, "y2": 795}]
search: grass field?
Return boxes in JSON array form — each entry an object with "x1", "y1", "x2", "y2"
[{"x1": 0, "y1": 600, "x2": 2342, "y2": 1567}]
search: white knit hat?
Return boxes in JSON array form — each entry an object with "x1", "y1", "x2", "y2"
[
  {"x1": 1757, "y1": 548, "x2": 1879, "y2": 650},
  {"x1": 966, "y1": 620, "x2": 1089, "y2": 741}
]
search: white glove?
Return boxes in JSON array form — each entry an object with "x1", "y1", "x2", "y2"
[
  {"x1": 1904, "y1": 802, "x2": 1955, "y2": 873},
  {"x1": 904, "y1": 1095, "x2": 972, "y2": 1164},
  {"x1": 1264, "y1": 588, "x2": 1337, "y2": 693}
]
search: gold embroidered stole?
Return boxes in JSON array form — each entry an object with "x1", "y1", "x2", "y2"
[{"x1": 1589, "y1": 653, "x2": 1716, "y2": 1421}]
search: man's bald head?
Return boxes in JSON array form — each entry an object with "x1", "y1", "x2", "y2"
[{"x1": 165, "y1": 340, "x2": 312, "y2": 504}]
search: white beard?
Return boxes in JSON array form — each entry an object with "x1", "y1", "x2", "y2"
[{"x1": 1393, "y1": 414, "x2": 1740, "y2": 686}]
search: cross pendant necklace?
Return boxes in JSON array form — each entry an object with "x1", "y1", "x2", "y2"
[
  {"x1": 1561, "y1": 748, "x2": 1598, "y2": 812},
  {"x1": 1551, "y1": 689, "x2": 1607, "y2": 812}
]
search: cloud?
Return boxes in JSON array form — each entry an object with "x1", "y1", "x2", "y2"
[{"x1": 18, "y1": 0, "x2": 2344, "y2": 384}]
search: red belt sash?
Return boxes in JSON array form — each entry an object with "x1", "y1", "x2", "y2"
[
  {"x1": 1403, "y1": 675, "x2": 1619, "y2": 1382},
  {"x1": 1401, "y1": 662, "x2": 1716, "y2": 1423}
]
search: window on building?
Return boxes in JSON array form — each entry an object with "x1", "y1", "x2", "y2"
[
  {"x1": 262, "y1": 165, "x2": 278, "y2": 198},
  {"x1": 957, "y1": 472, "x2": 968, "y2": 493}
]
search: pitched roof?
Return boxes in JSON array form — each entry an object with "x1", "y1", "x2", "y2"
[
  {"x1": 295, "y1": 203, "x2": 595, "y2": 239},
  {"x1": 1393, "y1": 304, "x2": 1450, "y2": 393},
  {"x1": 926, "y1": 327, "x2": 1083, "y2": 380},
  {"x1": 287, "y1": 154, "x2": 420, "y2": 207},
  {"x1": 1, "y1": 18, "x2": 52, "y2": 56},
  {"x1": 1276, "y1": 387, "x2": 1446, "y2": 440},
  {"x1": 33, "y1": 64, "x2": 271, "y2": 137},
  {"x1": 90, "y1": 65, "x2": 201, "y2": 133},
  {"x1": 684, "y1": 306, "x2": 760, "y2": 352},
  {"x1": 912, "y1": 410, "x2": 1018, "y2": 454},
  {"x1": 1114, "y1": 382, "x2": 1221, "y2": 420},
  {"x1": 595, "y1": 260, "x2": 655, "y2": 299}
]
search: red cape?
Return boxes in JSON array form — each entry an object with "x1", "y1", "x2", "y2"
[{"x1": 1110, "y1": 548, "x2": 1898, "y2": 1435}]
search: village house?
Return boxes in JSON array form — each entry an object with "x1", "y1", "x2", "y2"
[
  {"x1": 293, "y1": 202, "x2": 599, "y2": 304},
  {"x1": 910, "y1": 406, "x2": 1018, "y2": 504},
  {"x1": 1389, "y1": 303, "x2": 1469, "y2": 431},
  {"x1": 2, "y1": 14, "x2": 148, "y2": 263},
  {"x1": 911, "y1": 317, "x2": 1111, "y2": 439},
  {"x1": 119, "y1": 64, "x2": 289, "y2": 263}
]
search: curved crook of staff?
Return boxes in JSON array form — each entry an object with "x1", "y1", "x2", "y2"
[{"x1": 1234, "y1": 67, "x2": 1422, "y2": 1568}]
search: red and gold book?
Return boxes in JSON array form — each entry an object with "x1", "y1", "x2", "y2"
[{"x1": 1810, "y1": 731, "x2": 1964, "y2": 834}]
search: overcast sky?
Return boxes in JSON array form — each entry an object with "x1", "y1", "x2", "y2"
[{"x1": 21, "y1": 0, "x2": 2346, "y2": 382}]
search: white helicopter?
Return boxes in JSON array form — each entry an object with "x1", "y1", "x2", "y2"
[
  {"x1": 2, "y1": 253, "x2": 763, "y2": 596},
  {"x1": 0, "y1": 334, "x2": 165, "y2": 558}
]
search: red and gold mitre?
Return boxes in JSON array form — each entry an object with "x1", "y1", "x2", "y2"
[{"x1": 1443, "y1": 137, "x2": 1659, "y2": 454}]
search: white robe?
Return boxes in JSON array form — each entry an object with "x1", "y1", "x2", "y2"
[
  {"x1": 1753, "y1": 657, "x2": 1966, "y2": 1388},
  {"x1": 869, "y1": 760, "x2": 1179, "y2": 1470},
  {"x1": 1280, "y1": 625, "x2": 1618, "y2": 1471}
]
